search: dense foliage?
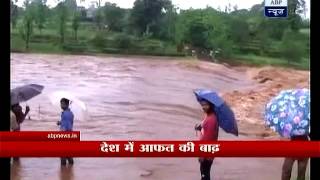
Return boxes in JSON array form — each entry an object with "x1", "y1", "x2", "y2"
[{"x1": 11, "y1": 0, "x2": 309, "y2": 67}]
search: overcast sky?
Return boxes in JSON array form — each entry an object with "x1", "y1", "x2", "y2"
[{"x1": 16, "y1": 0, "x2": 310, "y2": 18}]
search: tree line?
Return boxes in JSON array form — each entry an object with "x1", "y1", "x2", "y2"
[{"x1": 11, "y1": 0, "x2": 309, "y2": 64}]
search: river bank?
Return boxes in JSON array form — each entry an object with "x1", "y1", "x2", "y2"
[{"x1": 10, "y1": 53, "x2": 309, "y2": 180}]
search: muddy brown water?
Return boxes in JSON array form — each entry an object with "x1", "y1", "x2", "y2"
[{"x1": 10, "y1": 53, "x2": 309, "y2": 180}]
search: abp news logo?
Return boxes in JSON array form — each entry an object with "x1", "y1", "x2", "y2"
[{"x1": 265, "y1": 0, "x2": 288, "y2": 18}]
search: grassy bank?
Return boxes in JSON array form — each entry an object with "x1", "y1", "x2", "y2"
[
  {"x1": 230, "y1": 54, "x2": 309, "y2": 70},
  {"x1": 11, "y1": 27, "x2": 186, "y2": 57},
  {"x1": 11, "y1": 27, "x2": 309, "y2": 70}
]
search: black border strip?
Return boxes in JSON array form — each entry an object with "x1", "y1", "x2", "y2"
[
  {"x1": 0, "y1": 0, "x2": 11, "y2": 179},
  {"x1": 1, "y1": 1, "x2": 318, "y2": 180},
  {"x1": 310, "y1": 0, "x2": 319, "y2": 179}
]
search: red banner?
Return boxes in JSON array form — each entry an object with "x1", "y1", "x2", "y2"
[
  {"x1": 0, "y1": 131, "x2": 80, "y2": 141},
  {"x1": 0, "y1": 141, "x2": 319, "y2": 157}
]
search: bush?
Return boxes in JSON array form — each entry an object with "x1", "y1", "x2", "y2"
[
  {"x1": 210, "y1": 36, "x2": 233, "y2": 58},
  {"x1": 281, "y1": 42, "x2": 304, "y2": 64},
  {"x1": 90, "y1": 33, "x2": 107, "y2": 49},
  {"x1": 62, "y1": 42, "x2": 87, "y2": 52},
  {"x1": 113, "y1": 34, "x2": 133, "y2": 50},
  {"x1": 140, "y1": 39, "x2": 164, "y2": 52},
  {"x1": 280, "y1": 30, "x2": 305, "y2": 64},
  {"x1": 30, "y1": 34, "x2": 59, "y2": 43},
  {"x1": 11, "y1": 35, "x2": 26, "y2": 52},
  {"x1": 102, "y1": 47, "x2": 121, "y2": 54}
]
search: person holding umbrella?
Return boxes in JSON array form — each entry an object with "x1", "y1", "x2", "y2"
[
  {"x1": 194, "y1": 89, "x2": 238, "y2": 180},
  {"x1": 49, "y1": 91, "x2": 88, "y2": 121},
  {"x1": 194, "y1": 99, "x2": 219, "y2": 180},
  {"x1": 11, "y1": 104, "x2": 30, "y2": 166},
  {"x1": 264, "y1": 88, "x2": 310, "y2": 180},
  {"x1": 48, "y1": 91, "x2": 87, "y2": 165},
  {"x1": 10, "y1": 84, "x2": 44, "y2": 162},
  {"x1": 10, "y1": 84, "x2": 44, "y2": 131},
  {"x1": 57, "y1": 98, "x2": 75, "y2": 166},
  {"x1": 11, "y1": 103, "x2": 30, "y2": 131},
  {"x1": 282, "y1": 135, "x2": 309, "y2": 180},
  {"x1": 10, "y1": 111, "x2": 19, "y2": 131}
]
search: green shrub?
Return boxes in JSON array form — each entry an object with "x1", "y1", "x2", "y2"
[
  {"x1": 90, "y1": 33, "x2": 107, "y2": 49},
  {"x1": 113, "y1": 34, "x2": 133, "y2": 49},
  {"x1": 102, "y1": 47, "x2": 121, "y2": 54},
  {"x1": 62, "y1": 42, "x2": 87, "y2": 52},
  {"x1": 30, "y1": 34, "x2": 59, "y2": 43},
  {"x1": 11, "y1": 35, "x2": 26, "y2": 52},
  {"x1": 211, "y1": 36, "x2": 233, "y2": 58},
  {"x1": 131, "y1": 39, "x2": 165, "y2": 54},
  {"x1": 280, "y1": 30, "x2": 305, "y2": 64}
]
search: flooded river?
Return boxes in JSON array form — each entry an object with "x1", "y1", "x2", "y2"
[{"x1": 10, "y1": 53, "x2": 308, "y2": 180}]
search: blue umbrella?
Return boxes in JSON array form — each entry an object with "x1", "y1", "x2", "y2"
[
  {"x1": 194, "y1": 89, "x2": 238, "y2": 136},
  {"x1": 264, "y1": 88, "x2": 310, "y2": 138}
]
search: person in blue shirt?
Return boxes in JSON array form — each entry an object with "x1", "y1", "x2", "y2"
[{"x1": 57, "y1": 98, "x2": 74, "y2": 166}]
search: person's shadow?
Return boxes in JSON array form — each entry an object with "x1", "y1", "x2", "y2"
[{"x1": 60, "y1": 166, "x2": 74, "y2": 180}]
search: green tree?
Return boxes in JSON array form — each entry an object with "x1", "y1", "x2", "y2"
[
  {"x1": 103, "y1": 2, "x2": 126, "y2": 31},
  {"x1": 301, "y1": 19, "x2": 310, "y2": 29},
  {"x1": 280, "y1": 29, "x2": 304, "y2": 64},
  {"x1": 72, "y1": 12, "x2": 80, "y2": 41},
  {"x1": 94, "y1": 0, "x2": 104, "y2": 30},
  {"x1": 258, "y1": 18, "x2": 289, "y2": 40},
  {"x1": 209, "y1": 33, "x2": 233, "y2": 58},
  {"x1": 56, "y1": 2, "x2": 69, "y2": 44},
  {"x1": 207, "y1": 13, "x2": 233, "y2": 58},
  {"x1": 19, "y1": 0, "x2": 36, "y2": 50},
  {"x1": 32, "y1": 0, "x2": 48, "y2": 34},
  {"x1": 175, "y1": 8, "x2": 234, "y2": 57},
  {"x1": 65, "y1": 0, "x2": 77, "y2": 12},
  {"x1": 156, "y1": 4, "x2": 177, "y2": 40},
  {"x1": 228, "y1": 17, "x2": 250, "y2": 45},
  {"x1": 288, "y1": 0, "x2": 306, "y2": 31},
  {"x1": 249, "y1": 3, "x2": 264, "y2": 15},
  {"x1": 11, "y1": 0, "x2": 19, "y2": 29},
  {"x1": 79, "y1": 7, "x2": 87, "y2": 20},
  {"x1": 130, "y1": 0, "x2": 172, "y2": 36},
  {"x1": 185, "y1": 18, "x2": 213, "y2": 49}
]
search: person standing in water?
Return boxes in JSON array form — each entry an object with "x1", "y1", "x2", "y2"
[
  {"x1": 57, "y1": 98, "x2": 74, "y2": 166},
  {"x1": 282, "y1": 135, "x2": 309, "y2": 180},
  {"x1": 10, "y1": 110, "x2": 19, "y2": 132},
  {"x1": 11, "y1": 103, "x2": 30, "y2": 162},
  {"x1": 11, "y1": 103, "x2": 30, "y2": 131},
  {"x1": 195, "y1": 100, "x2": 219, "y2": 180}
]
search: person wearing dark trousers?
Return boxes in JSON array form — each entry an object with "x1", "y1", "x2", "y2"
[
  {"x1": 282, "y1": 135, "x2": 309, "y2": 180},
  {"x1": 195, "y1": 100, "x2": 219, "y2": 180},
  {"x1": 199, "y1": 158, "x2": 214, "y2": 180},
  {"x1": 57, "y1": 98, "x2": 74, "y2": 166},
  {"x1": 60, "y1": 157, "x2": 74, "y2": 166}
]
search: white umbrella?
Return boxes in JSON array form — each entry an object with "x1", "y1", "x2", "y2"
[{"x1": 48, "y1": 91, "x2": 88, "y2": 121}]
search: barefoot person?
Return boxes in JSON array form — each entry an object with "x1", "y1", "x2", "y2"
[
  {"x1": 195, "y1": 100, "x2": 219, "y2": 180},
  {"x1": 11, "y1": 103, "x2": 30, "y2": 162},
  {"x1": 282, "y1": 135, "x2": 309, "y2": 180},
  {"x1": 10, "y1": 110, "x2": 19, "y2": 163},
  {"x1": 57, "y1": 98, "x2": 75, "y2": 166},
  {"x1": 11, "y1": 103, "x2": 30, "y2": 131},
  {"x1": 10, "y1": 111, "x2": 19, "y2": 132}
]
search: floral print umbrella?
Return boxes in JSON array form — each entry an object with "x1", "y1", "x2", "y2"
[{"x1": 264, "y1": 88, "x2": 310, "y2": 138}]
